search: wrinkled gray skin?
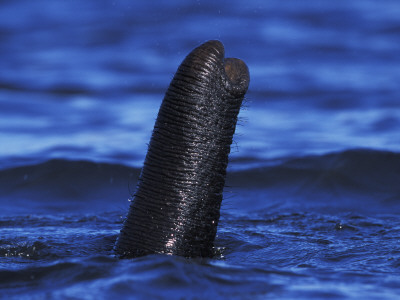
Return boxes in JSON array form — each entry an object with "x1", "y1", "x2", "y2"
[{"x1": 115, "y1": 40, "x2": 250, "y2": 258}]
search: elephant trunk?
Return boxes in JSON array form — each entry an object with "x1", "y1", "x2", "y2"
[{"x1": 115, "y1": 40, "x2": 249, "y2": 258}]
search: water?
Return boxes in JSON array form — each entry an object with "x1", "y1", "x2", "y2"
[{"x1": 1, "y1": 0, "x2": 400, "y2": 299}]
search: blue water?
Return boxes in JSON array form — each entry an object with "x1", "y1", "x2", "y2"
[{"x1": 1, "y1": 0, "x2": 400, "y2": 299}]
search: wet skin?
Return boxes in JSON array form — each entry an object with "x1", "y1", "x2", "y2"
[{"x1": 115, "y1": 40, "x2": 250, "y2": 258}]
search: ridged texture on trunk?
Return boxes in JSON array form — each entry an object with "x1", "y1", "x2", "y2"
[{"x1": 115, "y1": 40, "x2": 249, "y2": 258}]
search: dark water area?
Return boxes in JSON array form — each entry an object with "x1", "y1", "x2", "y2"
[
  {"x1": 1, "y1": 0, "x2": 400, "y2": 299},
  {"x1": 1, "y1": 151, "x2": 400, "y2": 299}
]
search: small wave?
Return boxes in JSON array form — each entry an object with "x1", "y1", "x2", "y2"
[
  {"x1": 226, "y1": 149, "x2": 400, "y2": 213},
  {"x1": 228, "y1": 148, "x2": 400, "y2": 189},
  {"x1": 0, "y1": 241, "x2": 50, "y2": 259},
  {"x1": 0, "y1": 159, "x2": 140, "y2": 214},
  {"x1": 1, "y1": 149, "x2": 399, "y2": 214}
]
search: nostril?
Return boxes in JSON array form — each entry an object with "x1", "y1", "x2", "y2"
[
  {"x1": 224, "y1": 58, "x2": 250, "y2": 96},
  {"x1": 224, "y1": 58, "x2": 248, "y2": 84}
]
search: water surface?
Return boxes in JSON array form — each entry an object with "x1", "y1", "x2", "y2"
[{"x1": 1, "y1": 1, "x2": 400, "y2": 299}]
